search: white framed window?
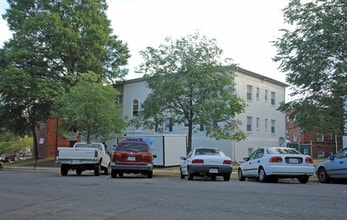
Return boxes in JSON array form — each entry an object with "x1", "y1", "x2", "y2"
[
  {"x1": 247, "y1": 85, "x2": 253, "y2": 101},
  {"x1": 256, "y1": 87, "x2": 260, "y2": 100},
  {"x1": 317, "y1": 133, "x2": 324, "y2": 142},
  {"x1": 256, "y1": 117, "x2": 260, "y2": 130},
  {"x1": 294, "y1": 133, "x2": 298, "y2": 141},
  {"x1": 132, "y1": 99, "x2": 139, "y2": 116},
  {"x1": 247, "y1": 116, "x2": 253, "y2": 132},
  {"x1": 265, "y1": 90, "x2": 268, "y2": 101},
  {"x1": 271, "y1": 120, "x2": 276, "y2": 134},
  {"x1": 265, "y1": 118, "x2": 268, "y2": 131},
  {"x1": 271, "y1": 92, "x2": 276, "y2": 106}
]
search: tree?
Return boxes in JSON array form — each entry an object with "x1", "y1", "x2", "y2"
[
  {"x1": 0, "y1": 0, "x2": 130, "y2": 159},
  {"x1": 273, "y1": 0, "x2": 347, "y2": 138},
  {"x1": 52, "y1": 72, "x2": 126, "y2": 143},
  {"x1": 136, "y1": 32, "x2": 246, "y2": 153}
]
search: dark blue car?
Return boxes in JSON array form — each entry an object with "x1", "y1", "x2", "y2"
[{"x1": 316, "y1": 148, "x2": 347, "y2": 183}]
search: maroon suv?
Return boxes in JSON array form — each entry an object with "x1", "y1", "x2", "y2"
[{"x1": 111, "y1": 141, "x2": 156, "y2": 178}]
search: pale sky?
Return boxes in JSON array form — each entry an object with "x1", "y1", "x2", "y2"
[{"x1": 0, "y1": 0, "x2": 289, "y2": 82}]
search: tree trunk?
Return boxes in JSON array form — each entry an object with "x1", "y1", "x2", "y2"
[{"x1": 32, "y1": 124, "x2": 39, "y2": 169}]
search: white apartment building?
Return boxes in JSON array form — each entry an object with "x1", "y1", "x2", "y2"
[{"x1": 116, "y1": 67, "x2": 288, "y2": 161}]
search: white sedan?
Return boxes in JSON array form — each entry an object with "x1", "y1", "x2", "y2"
[
  {"x1": 180, "y1": 147, "x2": 233, "y2": 181},
  {"x1": 238, "y1": 147, "x2": 315, "y2": 183}
]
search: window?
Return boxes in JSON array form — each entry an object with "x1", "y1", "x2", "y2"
[
  {"x1": 265, "y1": 118, "x2": 268, "y2": 131},
  {"x1": 247, "y1": 85, "x2": 253, "y2": 101},
  {"x1": 265, "y1": 90, "x2": 268, "y2": 101},
  {"x1": 246, "y1": 116, "x2": 253, "y2": 132},
  {"x1": 256, "y1": 117, "x2": 260, "y2": 130},
  {"x1": 317, "y1": 133, "x2": 324, "y2": 142},
  {"x1": 271, "y1": 120, "x2": 276, "y2": 134},
  {"x1": 164, "y1": 118, "x2": 173, "y2": 132},
  {"x1": 132, "y1": 99, "x2": 139, "y2": 116},
  {"x1": 200, "y1": 124, "x2": 205, "y2": 131},
  {"x1": 271, "y1": 92, "x2": 276, "y2": 106},
  {"x1": 294, "y1": 133, "x2": 298, "y2": 141},
  {"x1": 256, "y1": 87, "x2": 260, "y2": 100}
]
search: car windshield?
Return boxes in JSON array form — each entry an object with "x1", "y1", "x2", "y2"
[
  {"x1": 267, "y1": 148, "x2": 301, "y2": 154},
  {"x1": 195, "y1": 148, "x2": 225, "y2": 156},
  {"x1": 116, "y1": 143, "x2": 148, "y2": 152}
]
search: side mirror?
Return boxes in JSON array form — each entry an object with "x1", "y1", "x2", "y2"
[
  {"x1": 180, "y1": 156, "x2": 186, "y2": 160},
  {"x1": 153, "y1": 154, "x2": 157, "y2": 158},
  {"x1": 329, "y1": 155, "x2": 335, "y2": 161},
  {"x1": 243, "y1": 157, "x2": 249, "y2": 162}
]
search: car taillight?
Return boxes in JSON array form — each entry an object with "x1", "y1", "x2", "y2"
[
  {"x1": 94, "y1": 150, "x2": 98, "y2": 158},
  {"x1": 305, "y1": 157, "x2": 313, "y2": 163},
  {"x1": 223, "y1": 160, "x2": 232, "y2": 164},
  {"x1": 269, "y1": 156, "x2": 283, "y2": 163},
  {"x1": 142, "y1": 153, "x2": 153, "y2": 162},
  {"x1": 192, "y1": 159, "x2": 204, "y2": 164}
]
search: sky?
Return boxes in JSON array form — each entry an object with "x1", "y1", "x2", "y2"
[{"x1": 0, "y1": 0, "x2": 289, "y2": 82}]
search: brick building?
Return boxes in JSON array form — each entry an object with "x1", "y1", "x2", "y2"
[{"x1": 286, "y1": 115, "x2": 343, "y2": 159}]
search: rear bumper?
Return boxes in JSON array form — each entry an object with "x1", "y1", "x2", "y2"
[
  {"x1": 111, "y1": 163, "x2": 153, "y2": 172},
  {"x1": 265, "y1": 165, "x2": 315, "y2": 176},
  {"x1": 189, "y1": 164, "x2": 232, "y2": 175},
  {"x1": 56, "y1": 158, "x2": 98, "y2": 165}
]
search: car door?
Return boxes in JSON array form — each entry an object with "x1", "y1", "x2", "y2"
[
  {"x1": 327, "y1": 148, "x2": 347, "y2": 179},
  {"x1": 243, "y1": 149, "x2": 263, "y2": 177}
]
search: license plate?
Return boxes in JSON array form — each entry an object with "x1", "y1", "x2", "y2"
[
  {"x1": 128, "y1": 156, "x2": 136, "y2": 161},
  {"x1": 289, "y1": 158, "x2": 298, "y2": 164},
  {"x1": 209, "y1": 168, "x2": 219, "y2": 173}
]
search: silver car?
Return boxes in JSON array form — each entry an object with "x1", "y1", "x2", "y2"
[{"x1": 316, "y1": 148, "x2": 347, "y2": 183}]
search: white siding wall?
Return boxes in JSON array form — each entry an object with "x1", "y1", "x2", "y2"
[{"x1": 119, "y1": 68, "x2": 287, "y2": 161}]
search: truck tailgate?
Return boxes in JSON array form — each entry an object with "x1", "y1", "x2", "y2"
[{"x1": 57, "y1": 148, "x2": 97, "y2": 160}]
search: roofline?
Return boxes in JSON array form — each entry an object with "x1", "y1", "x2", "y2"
[
  {"x1": 117, "y1": 67, "x2": 289, "y2": 87},
  {"x1": 236, "y1": 67, "x2": 289, "y2": 87}
]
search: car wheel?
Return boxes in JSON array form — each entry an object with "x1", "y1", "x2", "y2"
[
  {"x1": 317, "y1": 167, "x2": 330, "y2": 183},
  {"x1": 76, "y1": 169, "x2": 82, "y2": 175},
  {"x1": 258, "y1": 167, "x2": 267, "y2": 182},
  {"x1": 119, "y1": 172, "x2": 124, "y2": 177},
  {"x1": 211, "y1": 175, "x2": 217, "y2": 181},
  {"x1": 94, "y1": 163, "x2": 101, "y2": 176},
  {"x1": 180, "y1": 168, "x2": 185, "y2": 179},
  {"x1": 111, "y1": 170, "x2": 117, "y2": 178},
  {"x1": 223, "y1": 173, "x2": 231, "y2": 181},
  {"x1": 61, "y1": 164, "x2": 69, "y2": 176},
  {"x1": 147, "y1": 171, "x2": 153, "y2": 178},
  {"x1": 187, "y1": 167, "x2": 194, "y2": 180},
  {"x1": 238, "y1": 168, "x2": 245, "y2": 181},
  {"x1": 298, "y1": 175, "x2": 309, "y2": 184},
  {"x1": 104, "y1": 163, "x2": 110, "y2": 175}
]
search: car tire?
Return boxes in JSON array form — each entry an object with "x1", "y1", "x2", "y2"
[
  {"x1": 298, "y1": 175, "x2": 309, "y2": 184},
  {"x1": 180, "y1": 168, "x2": 185, "y2": 179},
  {"x1": 111, "y1": 170, "x2": 117, "y2": 178},
  {"x1": 223, "y1": 173, "x2": 231, "y2": 181},
  {"x1": 61, "y1": 164, "x2": 69, "y2": 176},
  {"x1": 76, "y1": 169, "x2": 82, "y2": 175},
  {"x1": 104, "y1": 163, "x2": 110, "y2": 175},
  {"x1": 119, "y1": 172, "x2": 124, "y2": 177},
  {"x1": 187, "y1": 167, "x2": 194, "y2": 180},
  {"x1": 94, "y1": 163, "x2": 101, "y2": 176},
  {"x1": 317, "y1": 167, "x2": 330, "y2": 183},
  {"x1": 238, "y1": 168, "x2": 245, "y2": 181},
  {"x1": 147, "y1": 171, "x2": 153, "y2": 178},
  {"x1": 258, "y1": 167, "x2": 267, "y2": 182}
]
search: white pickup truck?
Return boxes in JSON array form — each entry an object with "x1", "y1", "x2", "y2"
[{"x1": 56, "y1": 142, "x2": 111, "y2": 176}]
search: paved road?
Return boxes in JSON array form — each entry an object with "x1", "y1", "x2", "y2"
[{"x1": 1, "y1": 169, "x2": 346, "y2": 220}]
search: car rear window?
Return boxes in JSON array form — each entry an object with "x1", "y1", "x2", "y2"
[
  {"x1": 75, "y1": 144, "x2": 102, "y2": 150},
  {"x1": 116, "y1": 143, "x2": 149, "y2": 152},
  {"x1": 267, "y1": 148, "x2": 301, "y2": 154},
  {"x1": 195, "y1": 148, "x2": 225, "y2": 156}
]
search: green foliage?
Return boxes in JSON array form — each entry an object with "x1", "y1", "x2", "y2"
[
  {"x1": 0, "y1": 129, "x2": 32, "y2": 156},
  {"x1": 52, "y1": 72, "x2": 126, "y2": 143},
  {"x1": 273, "y1": 0, "x2": 347, "y2": 134},
  {"x1": 0, "y1": 0, "x2": 129, "y2": 157},
  {"x1": 137, "y1": 32, "x2": 246, "y2": 152}
]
